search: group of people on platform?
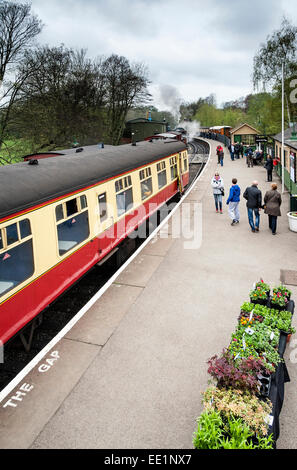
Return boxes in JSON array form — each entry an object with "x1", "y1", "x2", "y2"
[
  {"x1": 211, "y1": 173, "x2": 282, "y2": 235},
  {"x1": 216, "y1": 144, "x2": 267, "y2": 169}
]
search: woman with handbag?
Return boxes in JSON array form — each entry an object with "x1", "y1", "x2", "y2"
[
  {"x1": 264, "y1": 183, "x2": 282, "y2": 235},
  {"x1": 211, "y1": 172, "x2": 224, "y2": 213},
  {"x1": 226, "y1": 178, "x2": 241, "y2": 225}
]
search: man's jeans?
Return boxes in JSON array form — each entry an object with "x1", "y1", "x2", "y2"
[{"x1": 248, "y1": 208, "x2": 260, "y2": 230}]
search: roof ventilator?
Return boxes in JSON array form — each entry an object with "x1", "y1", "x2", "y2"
[
  {"x1": 28, "y1": 159, "x2": 39, "y2": 165},
  {"x1": 76, "y1": 148, "x2": 84, "y2": 153}
]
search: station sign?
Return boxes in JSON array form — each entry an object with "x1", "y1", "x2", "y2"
[{"x1": 256, "y1": 135, "x2": 268, "y2": 143}]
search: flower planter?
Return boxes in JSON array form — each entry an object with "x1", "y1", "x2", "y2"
[
  {"x1": 250, "y1": 298, "x2": 268, "y2": 306},
  {"x1": 287, "y1": 212, "x2": 297, "y2": 232},
  {"x1": 280, "y1": 330, "x2": 293, "y2": 343},
  {"x1": 270, "y1": 302, "x2": 286, "y2": 311}
]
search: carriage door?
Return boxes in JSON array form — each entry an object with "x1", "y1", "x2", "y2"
[{"x1": 177, "y1": 152, "x2": 184, "y2": 193}]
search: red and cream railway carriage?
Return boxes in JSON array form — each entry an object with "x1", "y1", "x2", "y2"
[{"x1": 0, "y1": 140, "x2": 189, "y2": 345}]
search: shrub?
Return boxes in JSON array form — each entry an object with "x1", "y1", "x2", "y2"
[
  {"x1": 203, "y1": 386, "x2": 272, "y2": 436},
  {"x1": 193, "y1": 410, "x2": 274, "y2": 449},
  {"x1": 207, "y1": 349, "x2": 271, "y2": 393}
]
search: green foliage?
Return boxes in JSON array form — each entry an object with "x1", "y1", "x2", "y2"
[
  {"x1": 193, "y1": 410, "x2": 224, "y2": 449},
  {"x1": 192, "y1": 91, "x2": 284, "y2": 135},
  {"x1": 193, "y1": 410, "x2": 274, "y2": 449},
  {"x1": 253, "y1": 17, "x2": 297, "y2": 89},
  {"x1": 193, "y1": 102, "x2": 245, "y2": 128},
  {"x1": 246, "y1": 92, "x2": 282, "y2": 135}
]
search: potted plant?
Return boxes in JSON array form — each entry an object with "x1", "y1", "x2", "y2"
[
  {"x1": 270, "y1": 292, "x2": 289, "y2": 311},
  {"x1": 273, "y1": 285, "x2": 292, "y2": 301},
  {"x1": 256, "y1": 279, "x2": 270, "y2": 297},
  {"x1": 287, "y1": 212, "x2": 297, "y2": 232},
  {"x1": 250, "y1": 287, "x2": 268, "y2": 306}
]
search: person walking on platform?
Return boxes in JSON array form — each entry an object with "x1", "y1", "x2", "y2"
[
  {"x1": 247, "y1": 147, "x2": 254, "y2": 168},
  {"x1": 264, "y1": 183, "x2": 282, "y2": 235},
  {"x1": 234, "y1": 143, "x2": 240, "y2": 159},
  {"x1": 219, "y1": 148, "x2": 224, "y2": 166},
  {"x1": 211, "y1": 172, "x2": 224, "y2": 214},
  {"x1": 264, "y1": 155, "x2": 273, "y2": 182},
  {"x1": 226, "y1": 178, "x2": 241, "y2": 225},
  {"x1": 244, "y1": 147, "x2": 249, "y2": 165},
  {"x1": 228, "y1": 143, "x2": 235, "y2": 161},
  {"x1": 239, "y1": 143, "x2": 244, "y2": 158},
  {"x1": 243, "y1": 181, "x2": 262, "y2": 232},
  {"x1": 216, "y1": 145, "x2": 223, "y2": 164}
]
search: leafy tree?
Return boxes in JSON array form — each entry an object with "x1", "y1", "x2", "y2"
[
  {"x1": 246, "y1": 92, "x2": 281, "y2": 135},
  {"x1": 0, "y1": 0, "x2": 42, "y2": 163},
  {"x1": 13, "y1": 48, "x2": 151, "y2": 150},
  {"x1": 253, "y1": 17, "x2": 297, "y2": 89},
  {"x1": 100, "y1": 54, "x2": 151, "y2": 145}
]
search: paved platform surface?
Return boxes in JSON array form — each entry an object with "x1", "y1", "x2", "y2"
[{"x1": 0, "y1": 139, "x2": 296, "y2": 449}]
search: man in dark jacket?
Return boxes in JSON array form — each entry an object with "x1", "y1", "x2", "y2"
[
  {"x1": 247, "y1": 147, "x2": 254, "y2": 167},
  {"x1": 243, "y1": 181, "x2": 262, "y2": 232},
  {"x1": 264, "y1": 155, "x2": 273, "y2": 182},
  {"x1": 234, "y1": 143, "x2": 240, "y2": 159}
]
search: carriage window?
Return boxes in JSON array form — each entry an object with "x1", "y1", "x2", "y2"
[
  {"x1": 98, "y1": 193, "x2": 107, "y2": 222},
  {"x1": 55, "y1": 205, "x2": 64, "y2": 222},
  {"x1": 169, "y1": 157, "x2": 177, "y2": 181},
  {"x1": 56, "y1": 195, "x2": 89, "y2": 256},
  {"x1": 20, "y1": 219, "x2": 31, "y2": 239},
  {"x1": 157, "y1": 161, "x2": 167, "y2": 189},
  {"x1": 66, "y1": 198, "x2": 78, "y2": 217},
  {"x1": 6, "y1": 223, "x2": 19, "y2": 246},
  {"x1": 139, "y1": 167, "x2": 152, "y2": 200},
  {"x1": 0, "y1": 219, "x2": 34, "y2": 297},
  {"x1": 115, "y1": 176, "x2": 134, "y2": 216},
  {"x1": 80, "y1": 195, "x2": 87, "y2": 210},
  {"x1": 184, "y1": 158, "x2": 188, "y2": 172}
]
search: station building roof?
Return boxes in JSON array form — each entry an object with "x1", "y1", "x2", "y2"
[
  {"x1": 274, "y1": 127, "x2": 297, "y2": 151},
  {"x1": 230, "y1": 123, "x2": 259, "y2": 135}
]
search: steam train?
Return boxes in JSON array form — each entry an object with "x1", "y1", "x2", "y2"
[{"x1": 0, "y1": 140, "x2": 189, "y2": 346}]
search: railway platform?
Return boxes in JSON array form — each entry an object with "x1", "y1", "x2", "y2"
[{"x1": 0, "y1": 139, "x2": 296, "y2": 449}]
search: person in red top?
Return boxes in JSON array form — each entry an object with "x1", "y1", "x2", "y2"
[{"x1": 216, "y1": 145, "x2": 223, "y2": 164}]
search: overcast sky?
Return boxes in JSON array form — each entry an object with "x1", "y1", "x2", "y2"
[{"x1": 21, "y1": 0, "x2": 297, "y2": 112}]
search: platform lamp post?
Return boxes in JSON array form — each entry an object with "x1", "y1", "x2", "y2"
[{"x1": 281, "y1": 61, "x2": 285, "y2": 194}]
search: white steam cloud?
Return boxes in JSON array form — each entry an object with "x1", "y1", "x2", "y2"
[
  {"x1": 178, "y1": 120, "x2": 201, "y2": 141},
  {"x1": 157, "y1": 84, "x2": 182, "y2": 121}
]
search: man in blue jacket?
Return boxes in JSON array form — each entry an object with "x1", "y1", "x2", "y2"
[
  {"x1": 226, "y1": 178, "x2": 240, "y2": 225},
  {"x1": 226, "y1": 178, "x2": 241, "y2": 226}
]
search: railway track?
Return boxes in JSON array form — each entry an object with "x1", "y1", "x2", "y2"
[{"x1": 0, "y1": 139, "x2": 209, "y2": 392}]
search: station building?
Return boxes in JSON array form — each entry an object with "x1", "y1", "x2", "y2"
[
  {"x1": 123, "y1": 118, "x2": 168, "y2": 143},
  {"x1": 273, "y1": 127, "x2": 297, "y2": 210},
  {"x1": 230, "y1": 123, "x2": 260, "y2": 147}
]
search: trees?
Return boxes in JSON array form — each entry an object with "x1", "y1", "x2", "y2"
[
  {"x1": 100, "y1": 54, "x2": 150, "y2": 145},
  {"x1": 12, "y1": 49, "x2": 151, "y2": 150},
  {"x1": 0, "y1": 1, "x2": 42, "y2": 162},
  {"x1": 253, "y1": 17, "x2": 297, "y2": 89},
  {"x1": 253, "y1": 17, "x2": 297, "y2": 129},
  {"x1": 14, "y1": 46, "x2": 106, "y2": 150}
]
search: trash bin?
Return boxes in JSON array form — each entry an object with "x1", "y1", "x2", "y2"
[{"x1": 290, "y1": 194, "x2": 297, "y2": 211}]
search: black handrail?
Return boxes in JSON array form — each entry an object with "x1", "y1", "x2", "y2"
[{"x1": 199, "y1": 132, "x2": 230, "y2": 148}]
